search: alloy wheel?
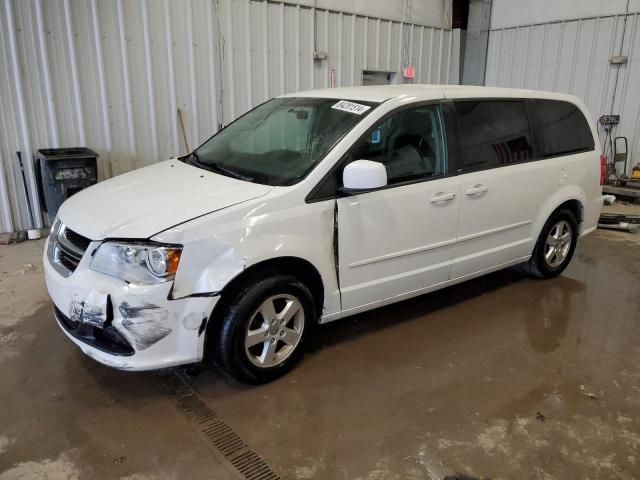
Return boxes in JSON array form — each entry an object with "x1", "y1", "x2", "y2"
[
  {"x1": 244, "y1": 294, "x2": 305, "y2": 368},
  {"x1": 544, "y1": 220, "x2": 572, "y2": 268}
]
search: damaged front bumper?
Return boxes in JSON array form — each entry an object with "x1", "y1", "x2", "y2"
[{"x1": 43, "y1": 236, "x2": 219, "y2": 371}]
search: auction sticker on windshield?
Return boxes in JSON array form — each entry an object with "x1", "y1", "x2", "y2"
[{"x1": 332, "y1": 100, "x2": 371, "y2": 115}]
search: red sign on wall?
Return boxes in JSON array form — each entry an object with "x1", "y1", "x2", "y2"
[{"x1": 403, "y1": 66, "x2": 416, "y2": 79}]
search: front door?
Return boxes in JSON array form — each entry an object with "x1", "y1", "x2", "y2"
[{"x1": 337, "y1": 103, "x2": 460, "y2": 312}]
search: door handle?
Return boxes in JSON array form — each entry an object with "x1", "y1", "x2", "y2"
[
  {"x1": 429, "y1": 192, "x2": 456, "y2": 203},
  {"x1": 465, "y1": 184, "x2": 489, "y2": 196}
]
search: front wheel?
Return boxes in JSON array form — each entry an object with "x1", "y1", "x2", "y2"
[
  {"x1": 213, "y1": 273, "x2": 316, "y2": 384},
  {"x1": 526, "y1": 209, "x2": 579, "y2": 278}
]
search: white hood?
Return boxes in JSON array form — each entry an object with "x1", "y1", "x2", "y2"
[{"x1": 57, "y1": 160, "x2": 273, "y2": 240}]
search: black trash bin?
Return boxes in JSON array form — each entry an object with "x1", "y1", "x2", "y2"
[{"x1": 37, "y1": 148, "x2": 98, "y2": 224}]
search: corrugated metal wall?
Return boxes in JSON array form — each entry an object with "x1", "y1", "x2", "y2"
[
  {"x1": 486, "y1": 12, "x2": 640, "y2": 176},
  {"x1": 0, "y1": 0, "x2": 455, "y2": 233}
]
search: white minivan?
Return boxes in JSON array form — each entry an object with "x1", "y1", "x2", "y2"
[{"x1": 44, "y1": 85, "x2": 603, "y2": 383}]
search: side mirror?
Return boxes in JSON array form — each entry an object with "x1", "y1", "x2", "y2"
[{"x1": 342, "y1": 160, "x2": 388, "y2": 192}]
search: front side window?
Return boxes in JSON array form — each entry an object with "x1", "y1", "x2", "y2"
[
  {"x1": 192, "y1": 97, "x2": 378, "y2": 186},
  {"x1": 530, "y1": 100, "x2": 594, "y2": 157},
  {"x1": 455, "y1": 100, "x2": 533, "y2": 171},
  {"x1": 345, "y1": 104, "x2": 447, "y2": 185}
]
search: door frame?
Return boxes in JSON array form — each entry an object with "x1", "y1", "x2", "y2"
[
  {"x1": 445, "y1": 97, "x2": 546, "y2": 280},
  {"x1": 305, "y1": 99, "x2": 459, "y2": 203},
  {"x1": 310, "y1": 99, "x2": 460, "y2": 314}
]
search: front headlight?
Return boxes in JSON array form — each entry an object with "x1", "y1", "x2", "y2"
[{"x1": 90, "y1": 242, "x2": 182, "y2": 285}]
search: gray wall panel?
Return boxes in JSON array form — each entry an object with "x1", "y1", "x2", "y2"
[{"x1": 0, "y1": 0, "x2": 453, "y2": 233}]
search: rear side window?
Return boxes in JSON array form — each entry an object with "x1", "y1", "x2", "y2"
[
  {"x1": 530, "y1": 100, "x2": 594, "y2": 157},
  {"x1": 454, "y1": 101, "x2": 533, "y2": 172}
]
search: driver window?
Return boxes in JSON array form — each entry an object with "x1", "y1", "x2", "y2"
[{"x1": 348, "y1": 104, "x2": 446, "y2": 185}]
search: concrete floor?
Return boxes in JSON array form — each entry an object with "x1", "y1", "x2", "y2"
[{"x1": 1, "y1": 223, "x2": 639, "y2": 479}]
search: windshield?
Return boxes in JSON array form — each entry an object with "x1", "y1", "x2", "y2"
[{"x1": 190, "y1": 97, "x2": 378, "y2": 186}]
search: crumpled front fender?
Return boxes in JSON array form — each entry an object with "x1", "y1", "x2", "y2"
[{"x1": 167, "y1": 235, "x2": 246, "y2": 300}]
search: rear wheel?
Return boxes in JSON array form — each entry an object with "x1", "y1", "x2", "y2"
[
  {"x1": 213, "y1": 273, "x2": 315, "y2": 384},
  {"x1": 526, "y1": 209, "x2": 578, "y2": 278}
]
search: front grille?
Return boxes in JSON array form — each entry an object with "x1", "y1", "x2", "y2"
[
  {"x1": 54, "y1": 305, "x2": 135, "y2": 356},
  {"x1": 47, "y1": 221, "x2": 92, "y2": 277},
  {"x1": 58, "y1": 250, "x2": 80, "y2": 271},
  {"x1": 62, "y1": 227, "x2": 91, "y2": 252}
]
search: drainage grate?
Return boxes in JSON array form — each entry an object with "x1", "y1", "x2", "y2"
[
  {"x1": 155, "y1": 372, "x2": 280, "y2": 480},
  {"x1": 232, "y1": 451, "x2": 281, "y2": 479}
]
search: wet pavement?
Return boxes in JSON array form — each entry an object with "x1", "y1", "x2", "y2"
[{"x1": 1, "y1": 229, "x2": 640, "y2": 479}]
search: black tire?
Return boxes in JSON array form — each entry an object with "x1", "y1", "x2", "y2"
[
  {"x1": 526, "y1": 208, "x2": 579, "y2": 278},
  {"x1": 212, "y1": 272, "x2": 316, "y2": 384}
]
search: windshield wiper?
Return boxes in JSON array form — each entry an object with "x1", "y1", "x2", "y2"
[
  {"x1": 209, "y1": 162, "x2": 255, "y2": 182},
  {"x1": 187, "y1": 151, "x2": 254, "y2": 182},
  {"x1": 182, "y1": 150, "x2": 201, "y2": 167}
]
